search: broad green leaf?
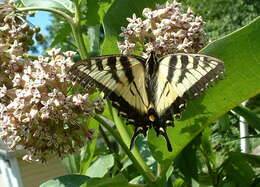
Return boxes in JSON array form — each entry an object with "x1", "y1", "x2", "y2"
[
  {"x1": 40, "y1": 175, "x2": 89, "y2": 187},
  {"x1": 85, "y1": 154, "x2": 114, "y2": 178},
  {"x1": 148, "y1": 16, "x2": 260, "y2": 174},
  {"x1": 101, "y1": 0, "x2": 168, "y2": 55},
  {"x1": 21, "y1": 0, "x2": 75, "y2": 15},
  {"x1": 86, "y1": 0, "x2": 115, "y2": 26}
]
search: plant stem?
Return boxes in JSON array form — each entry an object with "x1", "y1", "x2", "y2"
[
  {"x1": 73, "y1": 1, "x2": 88, "y2": 58},
  {"x1": 94, "y1": 114, "x2": 155, "y2": 185},
  {"x1": 107, "y1": 102, "x2": 155, "y2": 178},
  {"x1": 17, "y1": 7, "x2": 74, "y2": 25}
]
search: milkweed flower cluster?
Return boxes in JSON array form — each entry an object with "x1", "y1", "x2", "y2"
[
  {"x1": 118, "y1": 1, "x2": 206, "y2": 57},
  {"x1": 0, "y1": 0, "x2": 40, "y2": 82},
  {"x1": 0, "y1": 1, "x2": 103, "y2": 162}
]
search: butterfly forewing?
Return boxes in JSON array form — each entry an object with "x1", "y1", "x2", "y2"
[{"x1": 69, "y1": 55, "x2": 149, "y2": 114}]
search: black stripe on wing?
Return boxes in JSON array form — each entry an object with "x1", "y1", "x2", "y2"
[
  {"x1": 119, "y1": 56, "x2": 134, "y2": 83},
  {"x1": 69, "y1": 54, "x2": 145, "y2": 92},
  {"x1": 184, "y1": 57, "x2": 224, "y2": 99},
  {"x1": 107, "y1": 56, "x2": 121, "y2": 83}
]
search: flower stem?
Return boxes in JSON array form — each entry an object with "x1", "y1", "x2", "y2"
[
  {"x1": 107, "y1": 101, "x2": 153, "y2": 173},
  {"x1": 73, "y1": 1, "x2": 87, "y2": 58},
  {"x1": 17, "y1": 7, "x2": 74, "y2": 25}
]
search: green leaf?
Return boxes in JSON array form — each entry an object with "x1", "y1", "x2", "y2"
[
  {"x1": 86, "y1": 0, "x2": 115, "y2": 26},
  {"x1": 21, "y1": 0, "x2": 75, "y2": 15},
  {"x1": 172, "y1": 178, "x2": 185, "y2": 187},
  {"x1": 85, "y1": 154, "x2": 114, "y2": 178},
  {"x1": 49, "y1": 23, "x2": 71, "y2": 48},
  {"x1": 223, "y1": 152, "x2": 256, "y2": 186},
  {"x1": 85, "y1": 174, "x2": 137, "y2": 187},
  {"x1": 175, "y1": 138, "x2": 199, "y2": 182},
  {"x1": 233, "y1": 105, "x2": 260, "y2": 131},
  {"x1": 221, "y1": 182, "x2": 237, "y2": 187},
  {"x1": 62, "y1": 154, "x2": 81, "y2": 174},
  {"x1": 237, "y1": 152, "x2": 260, "y2": 168},
  {"x1": 148, "y1": 16, "x2": 260, "y2": 174},
  {"x1": 40, "y1": 174, "x2": 137, "y2": 187},
  {"x1": 217, "y1": 113, "x2": 230, "y2": 132},
  {"x1": 79, "y1": 117, "x2": 100, "y2": 174},
  {"x1": 40, "y1": 175, "x2": 89, "y2": 187},
  {"x1": 86, "y1": 26, "x2": 102, "y2": 56},
  {"x1": 201, "y1": 127, "x2": 212, "y2": 156},
  {"x1": 101, "y1": 0, "x2": 168, "y2": 55}
]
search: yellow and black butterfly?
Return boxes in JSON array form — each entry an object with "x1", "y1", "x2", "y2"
[{"x1": 69, "y1": 52, "x2": 224, "y2": 151}]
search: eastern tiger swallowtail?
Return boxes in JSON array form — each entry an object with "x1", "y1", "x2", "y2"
[{"x1": 69, "y1": 52, "x2": 224, "y2": 151}]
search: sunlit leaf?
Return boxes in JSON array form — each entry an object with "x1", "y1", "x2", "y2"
[
  {"x1": 86, "y1": 0, "x2": 115, "y2": 26},
  {"x1": 21, "y1": 0, "x2": 75, "y2": 15},
  {"x1": 86, "y1": 174, "x2": 135, "y2": 187},
  {"x1": 40, "y1": 175, "x2": 89, "y2": 187},
  {"x1": 86, "y1": 154, "x2": 114, "y2": 178}
]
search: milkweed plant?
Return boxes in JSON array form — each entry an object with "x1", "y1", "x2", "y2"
[{"x1": 0, "y1": 0, "x2": 259, "y2": 186}]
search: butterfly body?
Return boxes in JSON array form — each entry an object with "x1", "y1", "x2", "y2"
[{"x1": 69, "y1": 52, "x2": 224, "y2": 151}]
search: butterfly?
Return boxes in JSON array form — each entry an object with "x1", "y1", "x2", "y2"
[{"x1": 69, "y1": 52, "x2": 224, "y2": 151}]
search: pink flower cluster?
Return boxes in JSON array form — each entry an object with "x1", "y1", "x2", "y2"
[
  {"x1": 118, "y1": 1, "x2": 206, "y2": 57},
  {"x1": 0, "y1": 48, "x2": 103, "y2": 162},
  {"x1": 0, "y1": 1, "x2": 104, "y2": 162},
  {"x1": 0, "y1": 49, "x2": 102, "y2": 161}
]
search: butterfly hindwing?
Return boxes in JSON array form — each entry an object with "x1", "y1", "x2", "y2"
[{"x1": 155, "y1": 53, "x2": 224, "y2": 117}]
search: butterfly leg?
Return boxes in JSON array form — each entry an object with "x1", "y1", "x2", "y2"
[
  {"x1": 130, "y1": 126, "x2": 148, "y2": 150},
  {"x1": 156, "y1": 127, "x2": 173, "y2": 152}
]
